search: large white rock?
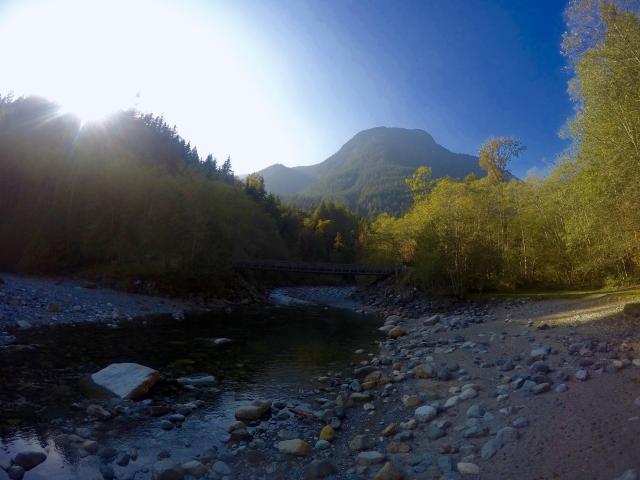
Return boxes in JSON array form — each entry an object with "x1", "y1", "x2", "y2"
[{"x1": 91, "y1": 363, "x2": 160, "y2": 399}]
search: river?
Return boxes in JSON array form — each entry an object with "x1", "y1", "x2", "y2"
[{"x1": 0, "y1": 293, "x2": 382, "y2": 479}]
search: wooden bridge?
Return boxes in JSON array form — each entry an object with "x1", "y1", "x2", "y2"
[{"x1": 234, "y1": 259, "x2": 403, "y2": 277}]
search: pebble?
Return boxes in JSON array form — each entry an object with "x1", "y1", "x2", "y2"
[
  {"x1": 356, "y1": 451, "x2": 386, "y2": 466},
  {"x1": 212, "y1": 460, "x2": 231, "y2": 476},
  {"x1": 414, "y1": 405, "x2": 437, "y2": 422},
  {"x1": 276, "y1": 439, "x2": 311, "y2": 456},
  {"x1": 614, "y1": 469, "x2": 638, "y2": 480},
  {"x1": 555, "y1": 383, "x2": 568, "y2": 393},
  {"x1": 457, "y1": 462, "x2": 480, "y2": 475},
  {"x1": 575, "y1": 369, "x2": 589, "y2": 381},
  {"x1": 319, "y1": 425, "x2": 335, "y2": 441},
  {"x1": 373, "y1": 461, "x2": 402, "y2": 480},
  {"x1": 512, "y1": 416, "x2": 529, "y2": 428},
  {"x1": 305, "y1": 459, "x2": 337, "y2": 479}
]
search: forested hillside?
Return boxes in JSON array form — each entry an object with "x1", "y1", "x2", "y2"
[
  {"x1": 258, "y1": 127, "x2": 483, "y2": 217},
  {"x1": 0, "y1": 97, "x2": 362, "y2": 293},
  {"x1": 362, "y1": 2, "x2": 640, "y2": 295}
]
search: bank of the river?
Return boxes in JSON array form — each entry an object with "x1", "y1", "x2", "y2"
[
  {"x1": 0, "y1": 273, "x2": 198, "y2": 331},
  {"x1": 2, "y1": 279, "x2": 640, "y2": 480}
]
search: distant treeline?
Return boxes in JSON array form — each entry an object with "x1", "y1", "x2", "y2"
[
  {"x1": 361, "y1": 1, "x2": 640, "y2": 295},
  {"x1": 2, "y1": 1, "x2": 638, "y2": 297},
  {"x1": 0, "y1": 96, "x2": 361, "y2": 294}
]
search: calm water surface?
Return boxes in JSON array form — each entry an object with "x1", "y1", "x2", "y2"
[{"x1": 0, "y1": 303, "x2": 381, "y2": 479}]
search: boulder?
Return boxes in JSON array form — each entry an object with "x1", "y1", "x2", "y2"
[
  {"x1": 235, "y1": 399, "x2": 271, "y2": 421},
  {"x1": 13, "y1": 451, "x2": 46, "y2": 471},
  {"x1": 91, "y1": 363, "x2": 160, "y2": 399}
]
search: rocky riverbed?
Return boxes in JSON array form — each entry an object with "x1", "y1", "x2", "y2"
[
  {"x1": 0, "y1": 273, "x2": 192, "y2": 336},
  {"x1": 2, "y1": 279, "x2": 640, "y2": 480}
]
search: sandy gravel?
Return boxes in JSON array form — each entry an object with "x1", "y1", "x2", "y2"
[{"x1": 0, "y1": 273, "x2": 190, "y2": 332}]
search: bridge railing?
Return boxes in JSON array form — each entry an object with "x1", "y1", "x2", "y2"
[{"x1": 234, "y1": 259, "x2": 403, "y2": 276}]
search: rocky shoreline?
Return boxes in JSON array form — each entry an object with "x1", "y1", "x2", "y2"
[{"x1": 2, "y1": 283, "x2": 640, "y2": 479}]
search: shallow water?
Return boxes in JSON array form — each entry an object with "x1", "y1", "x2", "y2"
[{"x1": 0, "y1": 303, "x2": 381, "y2": 479}]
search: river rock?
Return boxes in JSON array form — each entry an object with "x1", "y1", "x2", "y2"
[
  {"x1": 86, "y1": 404, "x2": 111, "y2": 419},
  {"x1": 83, "y1": 440, "x2": 98, "y2": 454},
  {"x1": 387, "y1": 326, "x2": 407, "y2": 338},
  {"x1": 349, "y1": 434, "x2": 376, "y2": 451},
  {"x1": 414, "y1": 364, "x2": 435, "y2": 379},
  {"x1": 13, "y1": 451, "x2": 46, "y2": 470},
  {"x1": 276, "y1": 439, "x2": 311, "y2": 456},
  {"x1": 373, "y1": 461, "x2": 402, "y2": 480},
  {"x1": 532, "y1": 382, "x2": 550, "y2": 395},
  {"x1": 115, "y1": 453, "x2": 130, "y2": 467},
  {"x1": 212, "y1": 461, "x2": 231, "y2": 476},
  {"x1": 512, "y1": 416, "x2": 529, "y2": 428},
  {"x1": 457, "y1": 462, "x2": 480, "y2": 475},
  {"x1": 91, "y1": 363, "x2": 160, "y2": 399},
  {"x1": 100, "y1": 465, "x2": 115, "y2": 479},
  {"x1": 480, "y1": 438, "x2": 501, "y2": 459},
  {"x1": 47, "y1": 303, "x2": 63, "y2": 313},
  {"x1": 235, "y1": 399, "x2": 271, "y2": 421},
  {"x1": 414, "y1": 405, "x2": 437, "y2": 422},
  {"x1": 7, "y1": 466, "x2": 25, "y2": 480},
  {"x1": 402, "y1": 395, "x2": 420, "y2": 407},
  {"x1": 152, "y1": 459, "x2": 184, "y2": 480},
  {"x1": 181, "y1": 460, "x2": 207, "y2": 478},
  {"x1": 575, "y1": 369, "x2": 589, "y2": 381},
  {"x1": 356, "y1": 451, "x2": 385, "y2": 466},
  {"x1": 305, "y1": 459, "x2": 336, "y2": 479},
  {"x1": 614, "y1": 469, "x2": 638, "y2": 480},
  {"x1": 319, "y1": 425, "x2": 335, "y2": 441},
  {"x1": 381, "y1": 423, "x2": 397, "y2": 436}
]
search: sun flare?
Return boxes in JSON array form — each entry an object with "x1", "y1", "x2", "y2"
[{"x1": 0, "y1": 0, "x2": 297, "y2": 170}]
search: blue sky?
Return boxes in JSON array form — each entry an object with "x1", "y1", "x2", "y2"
[
  {"x1": 0, "y1": 0, "x2": 573, "y2": 177},
  {"x1": 225, "y1": 0, "x2": 574, "y2": 177}
]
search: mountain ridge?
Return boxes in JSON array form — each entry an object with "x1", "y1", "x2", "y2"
[{"x1": 257, "y1": 127, "x2": 484, "y2": 216}]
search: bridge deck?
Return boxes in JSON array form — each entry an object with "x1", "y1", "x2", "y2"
[{"x1": 234, "y1": 260, "x2": 401, "y2": 276}]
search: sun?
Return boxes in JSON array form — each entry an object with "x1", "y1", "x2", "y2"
[{"x1": 59, "y1": 95, "x2": 120, "y2": 126}]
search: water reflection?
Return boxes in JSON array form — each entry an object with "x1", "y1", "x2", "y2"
[{"x1": 0, "y1": 304, "x2": 380, "y2": 479}]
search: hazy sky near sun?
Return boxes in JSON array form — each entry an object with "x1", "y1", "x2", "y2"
[{"x1": 0, "y1": 0, "x2": 572, "y2": 176}]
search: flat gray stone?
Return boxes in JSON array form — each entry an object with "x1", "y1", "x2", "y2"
[{"x1": 91, "y1": 363, "x2": 160, "y2": 399}]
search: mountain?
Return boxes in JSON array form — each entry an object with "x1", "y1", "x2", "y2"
[
  {"x1": 257, "y1": 163, "x2": 315, "y2": 195},
  {"x1": 257, "y1": 127, "x2": 484, "y2": 216}
]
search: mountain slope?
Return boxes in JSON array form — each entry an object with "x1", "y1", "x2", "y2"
[
  {"x1": 257, "y1": 163, "x2": 316, "y2": 195},
  {"x1": 258, "y1": 127, "x2": 483, "y2": 216}
]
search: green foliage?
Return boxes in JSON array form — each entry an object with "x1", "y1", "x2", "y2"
[
  {"x1": 0, "y1": 96, "x2": 285, "y2": 293},
  {"x1": 362, "y1": 2, "x2": 640, "y2": 295},
  {"x1": 261, "y1": 127, "x2": 483, "y2": 217},
  {"x1": 478, "y1": 136, "x2": 525, "y2": 183}
]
